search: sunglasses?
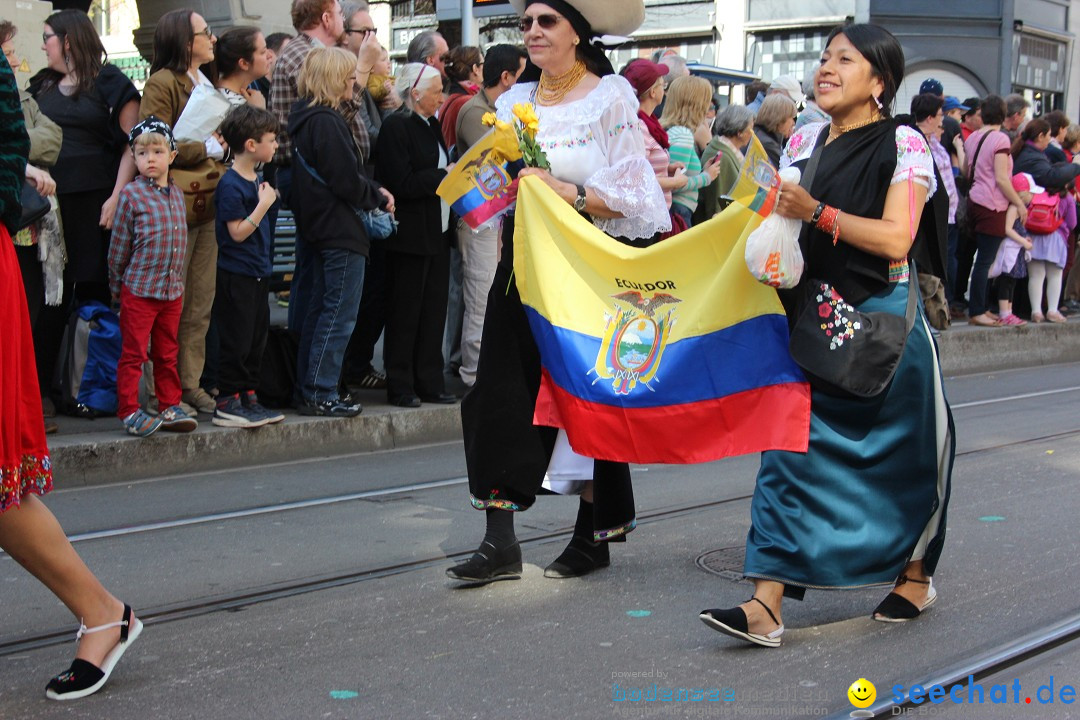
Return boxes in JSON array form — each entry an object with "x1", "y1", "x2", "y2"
[
  {"x1": 518, "y1": 14, "x2": 563, "y2": 32},
  {"x1": 345, "y1": 26, "x2": 377, "y2": 35}
]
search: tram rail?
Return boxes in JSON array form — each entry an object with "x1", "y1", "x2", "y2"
[{"x1": 3, "y1": 406, "x2": 1078, "y2": 678}]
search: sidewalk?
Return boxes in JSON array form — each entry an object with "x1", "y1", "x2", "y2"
[{"x1": 46, "y1": 316, "x2": 1080, "y2": 489}]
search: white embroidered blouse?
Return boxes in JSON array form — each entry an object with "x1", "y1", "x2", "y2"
[
  {"x1": 496, "y1": 75, "x2": 671, "y2": 240},
  {"x1": 781, "y1": 121, "x2": 938, "y2": 201}
]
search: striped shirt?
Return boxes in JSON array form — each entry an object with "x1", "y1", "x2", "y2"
[
  {"x1": 108, "y1": 175, "x2": 188, "y2": 301},
  {"x1": 667, "y1": 125, "x2": 708, "y2": 212}
]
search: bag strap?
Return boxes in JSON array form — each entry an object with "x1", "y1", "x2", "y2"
[
  {"x1": 798, "y1": 125, "x2": 830, "y2": 193},
  {"x1": 967, "y1": 130, "x2": 994, "y2": 184},
  {"x1": 292, "y1": 147, "x2": 328, "y2": 187},
  {"x1": 794, "y1": 126, "x2": 831, "y2": 261}
]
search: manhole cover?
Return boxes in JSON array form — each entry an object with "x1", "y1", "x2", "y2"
[{"x1": 695, "y1": 546, "x2": 750, "y2": 584}]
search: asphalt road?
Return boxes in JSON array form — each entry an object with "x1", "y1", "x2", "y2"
[{"x1": 2, "y1": 363, "x2": 1080, "y2": 719}]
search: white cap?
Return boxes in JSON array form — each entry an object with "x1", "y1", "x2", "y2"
[{"x1": 769, "y1": 75, "x2": 804, "y2": 105}]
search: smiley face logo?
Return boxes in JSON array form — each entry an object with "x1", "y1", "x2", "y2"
[{"x1": 847, "y1": 678, "x2": 876, "y2": 708}]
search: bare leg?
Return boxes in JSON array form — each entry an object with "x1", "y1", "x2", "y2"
[
  {"x1": 740, "y1": 579, "x2": 783, "y2": 634},
  {"x1": 0, "y1": 495, "x2": 132, "y2": 667},
  {"x1": 581, "y1": 480, "x2": 593, "y2": 503}
]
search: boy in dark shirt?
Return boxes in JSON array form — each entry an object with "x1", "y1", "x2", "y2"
[
  {"x1": 109, "y1": 117, "x2": 198, "y2": 437},
  {"x1": 211, "y1": 105, "x2": 284, "y2": 428}
]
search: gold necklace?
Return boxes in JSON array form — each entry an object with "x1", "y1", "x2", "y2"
[
  {"x1": 537, "y1": 60, "x2": 586, "y2": 106},
  {"x1": 827, "y1": 111, "x2": 883, "y2": 142}
]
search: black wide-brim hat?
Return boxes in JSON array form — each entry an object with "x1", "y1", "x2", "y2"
[{"x1": 509, "y1": 0, "x2": 645, "y2": 38}]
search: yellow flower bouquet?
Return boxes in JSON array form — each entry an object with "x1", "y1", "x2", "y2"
[{"x1": 483, "y1": 103, "x2": 550, "y2": 171}]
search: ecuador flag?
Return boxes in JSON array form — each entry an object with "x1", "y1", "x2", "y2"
[
  {"x1": 437, "y1": 122, "x2": 525, "y2": 230},
  {"x1": 515, "y1": 176, "x2": 810, "y2": 465},
  {"x1": 728, "y1": 131, "x2": 780, "y2": 217}
]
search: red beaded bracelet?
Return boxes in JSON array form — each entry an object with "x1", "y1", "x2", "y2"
[{"x1": 815, "y1": 204, "x2": 841, "y2": 245}]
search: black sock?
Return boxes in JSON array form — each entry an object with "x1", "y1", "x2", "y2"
[
  {"x1": 573, "y1": 498, "x2": 599, "y2": 545},
  {"x1": 483, "y1": 508, "x2": 516, "y2": 547}
]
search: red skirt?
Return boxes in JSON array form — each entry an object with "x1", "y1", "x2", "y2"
[{"x1": 1, "y1": 225, "x2": 52, "y2": 514}]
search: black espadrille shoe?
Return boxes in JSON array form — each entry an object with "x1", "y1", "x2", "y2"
[
  {"x1": 46, "y1": 604, "x2": 143, "y2": 701},
  {"x1": 699, "y1": 597, "x2": 784, "y2": 648}
]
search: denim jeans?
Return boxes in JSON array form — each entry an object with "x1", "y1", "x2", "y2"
[
  {"x1": 672, "y1": 202, "x2": 693, "y2": 229},
  {"x1": 969, "y1": 231, "x2": 1003, "y2": 317},
  {"x1": 945, "y1": 223, "x2": 959, "y2": 303},
  {"x1": 298, "y1": 247, "x2": 366, "y2": 404}
]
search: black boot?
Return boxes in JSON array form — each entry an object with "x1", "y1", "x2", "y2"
[
  {"x1": 446, "y1": 509, "x2": 522, "y2": 584},
  {"x1": 544, "y1": 499, "x2": 610, "y2": 578}
]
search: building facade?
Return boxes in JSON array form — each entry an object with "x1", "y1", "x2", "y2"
[
  {"x1": 406, "y1": 0, "x2": 1077, "y2": 118},
  {"x1": 739, "y1": 0, "x2": 1076, "y2": 118}
]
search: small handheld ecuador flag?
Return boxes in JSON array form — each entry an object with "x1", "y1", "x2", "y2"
[
  {"x1": 514, "y1": 176, "x2": 810, "y2": 465},
  {"x1": 728, "y1": 132, "x2": 780, "y2": 217},
  {"x1": 436, "y1": 119, "x2": 525, "y2": 230}
]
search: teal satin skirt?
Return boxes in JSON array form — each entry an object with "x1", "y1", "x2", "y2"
[{"x1": 744, "y1": 281, "x2": 954, "y2": 591}]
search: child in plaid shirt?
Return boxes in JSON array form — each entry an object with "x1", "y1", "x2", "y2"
[{"x1": 108, "y1": 117, "x2": 198, "y2": 437}]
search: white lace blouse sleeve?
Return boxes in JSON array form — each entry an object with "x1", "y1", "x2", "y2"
[
  {"x1": 892, "y1": 125, "x2": 937, "y2": 201},
  {"x1": 780, "y1": 122, "x2": 826, "y2": 170},
  {"x1": 584, "y1": 80, "x2": 671, "y2": 239}
]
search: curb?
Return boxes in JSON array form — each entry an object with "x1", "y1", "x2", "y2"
[
  {"x1": 49, "y1": 404, "x2": 462, "y2": 489},
  {"x1": 935, "y1": 320, "x2": 1080, "y2": 376}
]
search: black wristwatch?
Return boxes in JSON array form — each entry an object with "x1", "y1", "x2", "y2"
[
  {"x1": 573, "y1": 184, "x2": 587, "y2": 212},
  {"x1": 810, "y1": 200, "x2": 827, "y2": 225}
]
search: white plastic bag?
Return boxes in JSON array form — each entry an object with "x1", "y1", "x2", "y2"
[
  {"x1": 744, "y1": 166, "x2": 804, "y2": 289},
  {"x1": 172, "y1": 84, "x2": 232, "y2": 143}
]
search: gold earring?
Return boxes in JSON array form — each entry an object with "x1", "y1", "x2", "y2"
[{"x1": 573, "y1": 38, "x2": 579, "y2": 46}]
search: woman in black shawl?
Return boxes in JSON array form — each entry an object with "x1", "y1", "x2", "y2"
[{"x1": 699, "y1": 24, "x2": 954, "y2": 648}]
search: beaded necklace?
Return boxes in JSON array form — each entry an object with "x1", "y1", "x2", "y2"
[
  {"x1": 827, "y1": 111, "x2": 883, "y2": 143},
  {"x1": 537, "y1": 60, "x2": 586, "y2": 106}
]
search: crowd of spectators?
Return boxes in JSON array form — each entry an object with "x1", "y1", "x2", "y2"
[{"x1": 5, "y1": 4, "x2": 1078, "y2": 440}]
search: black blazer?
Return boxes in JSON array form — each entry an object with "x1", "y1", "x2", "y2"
[{"x1": 374, "y1": 110, "x2": 449, "y2": 256}]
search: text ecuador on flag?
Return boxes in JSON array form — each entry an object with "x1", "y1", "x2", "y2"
[{"x1": 514, "y1": 177, "x2": 811, "y2": 465}]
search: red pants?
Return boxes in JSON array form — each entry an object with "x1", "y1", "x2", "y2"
[{"x1": 117, "y1": 287, "x2": 183, "y2": 418}]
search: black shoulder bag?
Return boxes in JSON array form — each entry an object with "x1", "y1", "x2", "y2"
[{"x1": 787, "y1": 126, "x2": 919, "y2": 399}]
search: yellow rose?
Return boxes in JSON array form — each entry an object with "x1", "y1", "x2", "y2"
[
  {"x1": 494, "y1": 119, "x2": 513, "y2": 132},
  {"x1": 481, "y1": 112, "x2": 497, "y2": 127},
  {"x1": 512, "y1": 102, "x2": 539, "y2": 127}
]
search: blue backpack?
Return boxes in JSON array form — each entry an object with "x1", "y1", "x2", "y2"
[{"x1": 53, "y1": 301, "x2": 122, "y2": 417}]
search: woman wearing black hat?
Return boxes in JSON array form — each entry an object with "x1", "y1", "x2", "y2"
[{"x1": 448, "y1": 0, "x2": 670, "y2": 585}]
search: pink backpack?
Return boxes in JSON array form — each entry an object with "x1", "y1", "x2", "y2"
[{"x1": 1025, "y1": 192, "x2": 1063, "y2": 235}]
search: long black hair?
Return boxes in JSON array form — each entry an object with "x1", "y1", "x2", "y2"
[
  {"x1": 826, "y1": 23, "x2": 905, "y2": 117},
  {"x1": 29, "y1": 10, "x2": 106, "y2": 97}
]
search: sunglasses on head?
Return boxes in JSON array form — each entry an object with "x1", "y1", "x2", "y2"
[{"x1": 518, "y1": 14, "x2": 563, "y2": 32}]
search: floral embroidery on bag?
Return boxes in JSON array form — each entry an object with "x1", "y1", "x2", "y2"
[{"x1": 815, "y1": 283, "x2": 862, "y2": 350}]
